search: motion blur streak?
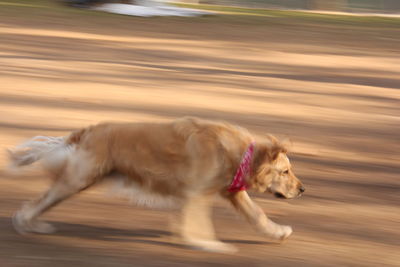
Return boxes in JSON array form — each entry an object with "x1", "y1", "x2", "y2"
[{"x1": 0, "y1": 0, "x2": 399, "y2": 266}]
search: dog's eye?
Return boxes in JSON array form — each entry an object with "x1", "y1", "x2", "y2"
[{"x1": 283, "y1": 170, "x2": 289, "y2": 175}]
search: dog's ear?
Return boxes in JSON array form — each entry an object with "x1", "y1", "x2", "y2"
[
  {"x1": 252, "y1": 144, "x2": 269, "y2": 169},
  {"x1": 266, "y1": 134, "x2": 288, "y2": 161},
  {"x1": 268, "y1": 144, "x2": 288, "y2": 161},
  {"x1": 253, "y1": 135, "x2": 287, "y2": 165}
]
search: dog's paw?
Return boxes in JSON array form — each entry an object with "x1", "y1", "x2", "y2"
[
  {"x1": 201, "y1": 241, "x2": 238, "y2": 254},
  {"x1": 262, "y1": 220, "x2": 293, "y2": 242},
  {"x1": 30, "y1": 220, "x2": 57, "y2": 234},
  {"x1": 12, "y1": 211, "x2": 29, "y2": 235},
  {"x1": 12, "y1": 212, "x2": 56, "y2": 235},
  {"x1": 276, "y1": 225, "x2": 292, "y2": 241},
  {"x1": 185, "y1": 239, "x2": 238, "y2": 254}
]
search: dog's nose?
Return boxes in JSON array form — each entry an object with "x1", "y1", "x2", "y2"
[{"x1": 299, "y1": 186, "x2": 305, "y2": 193}]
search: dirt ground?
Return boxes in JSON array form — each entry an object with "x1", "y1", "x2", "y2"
[{"x1": 0, "y1": 2, "x2": 399, "y2": 267}]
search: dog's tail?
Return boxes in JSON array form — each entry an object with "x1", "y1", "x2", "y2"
[{"x1": 7, "y1": 135, "x2": 73, "y2": 174}]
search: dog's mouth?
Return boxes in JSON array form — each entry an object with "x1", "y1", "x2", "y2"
[{"x1": 274, "y1": 192, "x2": 286, "y2": 199}]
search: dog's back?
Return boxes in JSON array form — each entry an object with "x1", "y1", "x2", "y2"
[{"x1": 63, "y1": 117, "x2": 252, "y2": 196}]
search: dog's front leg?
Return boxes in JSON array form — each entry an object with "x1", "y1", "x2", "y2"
[
  {"x1": 179, "y1": 194, "x2": 237, "y2": 253},
  {"x1": 228, "y1": 191, "x2": 292, "y2": 241}
]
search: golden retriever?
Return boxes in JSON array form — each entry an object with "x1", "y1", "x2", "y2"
[{"x1": 8, "y1": 117, "x2": 304, "y2": 253}]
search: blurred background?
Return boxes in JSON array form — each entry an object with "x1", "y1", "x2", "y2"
[
  {"x1": 0, "y1": 0, "x2": 399, "y2": 266},
  {"x1": 185, "y1": 0, "x2": 400, "y2": 13}
]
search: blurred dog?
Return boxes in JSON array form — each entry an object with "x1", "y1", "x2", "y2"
[{"x1": 8, "y1": 117, "x2": 304, "y2": 253}]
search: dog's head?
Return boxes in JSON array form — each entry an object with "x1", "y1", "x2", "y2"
[{"x1": 249, "y1": 136, "x2": 304, "y2": 199}]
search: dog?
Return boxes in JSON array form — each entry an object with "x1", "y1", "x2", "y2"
[{"x1": 8, "y1": 117, "x2": 304, "y2": 253}]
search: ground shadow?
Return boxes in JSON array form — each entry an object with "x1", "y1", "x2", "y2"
[{"x1": 1, "y1": 218, "x2": 267, "y2": 249}]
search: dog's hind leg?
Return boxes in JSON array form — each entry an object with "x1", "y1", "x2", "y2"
[
  {"x1": 179, "y1": 194, "x2": 237, "y2": 254},
  {"x1": 13, "y1": 150, "x2": 99, "y2": 234},
  {"x1": 12, "y1": 180, "x2": 94, "y2": 234},
  {"x1": 227, "y1": 190, "x2": 292, "y2": 241}
]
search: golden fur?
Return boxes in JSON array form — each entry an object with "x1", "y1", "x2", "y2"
[{"x1": 9, "y1": 117, "x2": 304, "y2": 253}]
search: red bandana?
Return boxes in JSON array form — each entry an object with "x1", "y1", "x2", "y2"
[{"x1": 228, "y1": 141, "x2": 255, "y2": 193}]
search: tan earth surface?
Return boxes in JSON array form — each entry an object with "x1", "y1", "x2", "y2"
[{"x1": 0, "y1": 2, "x2": 399, "y2": 266}]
